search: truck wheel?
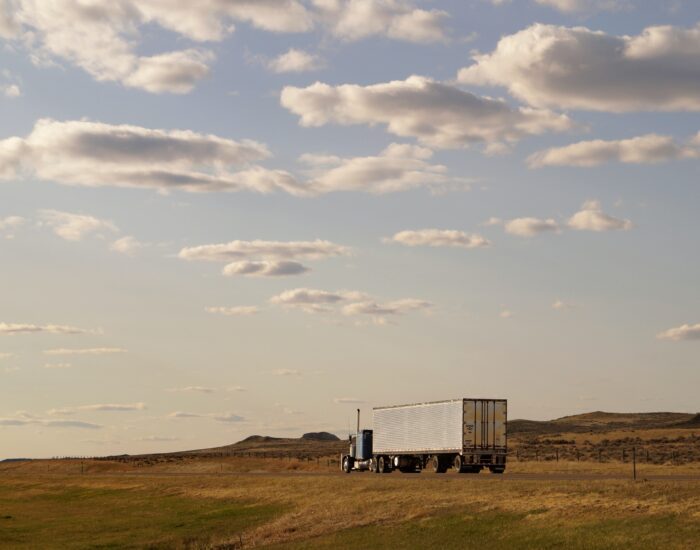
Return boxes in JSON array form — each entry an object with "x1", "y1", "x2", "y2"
[
  {"x1": 431, "y1": 456, "x2": 447, "y2": 473},
  {"x1": 489, "y1": 466, "x2": 505, "y2": 474},
  {"x1": 378, "y1": 456, "x2": 388, "y2": 474},
  {"x1": 342, "y1": 456, "x2": 352, "y2": 473},
  {"x1": 453, "y1": 455, "x2": 465, "y2": 473},
  {"x1": 370, "y1": 457, "x2": 379, "y2": 473}
]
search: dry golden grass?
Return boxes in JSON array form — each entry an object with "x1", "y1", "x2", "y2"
[{"x1": 3, "y1": 458, "x2": 700, "y2": 548}]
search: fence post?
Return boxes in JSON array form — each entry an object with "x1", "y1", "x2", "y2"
[{"x1": 633, "y1": 447, "x2": 637, "y2": 481}]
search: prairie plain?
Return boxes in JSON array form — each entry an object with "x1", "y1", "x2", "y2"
[{"x1": 3, "y1": 412, "x2": 700, "y2": 549}]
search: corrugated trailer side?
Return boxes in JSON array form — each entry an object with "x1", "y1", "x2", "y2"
[
  {"x1": 373, "y1": 399, "x2": 463, "y2": 454},
  {"x1": 370, "y1": 397, "x2": 507, "y2": 474}
]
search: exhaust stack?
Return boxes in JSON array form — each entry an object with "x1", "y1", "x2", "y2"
[{"x1": 356, "y1": 408, "x2": 360, "y2": 435}]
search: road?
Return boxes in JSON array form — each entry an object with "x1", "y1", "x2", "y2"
[{"x1": 15, "y1": 470, "x2": 700, "y2": 481}]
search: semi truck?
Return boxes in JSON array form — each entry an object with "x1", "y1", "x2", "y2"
[{"x1": 341, "y1": 398, "x2": 507, "y2": 474}]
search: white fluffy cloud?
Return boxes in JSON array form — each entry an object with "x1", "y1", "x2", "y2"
[
  {"x1": 568, "y1": 200, "x2": 632, "y2": 232},
  {"x1": 205, "y1": 306, "x2": 260, "y2": 316},
  {"x1": 529, "y1": 134, "x2": 700, "y2": 168},
  {"x1": 0, "y1": 323, "x2": 90, "y2": 335},
  {"x1": 3, "y1": 0, "x2": 314, "y2": 93},
  {"x1": 300, "y1": 143, "x2": 468, "y2": 193},
  {"x1": 0, "y1": 119, "x2": 306, "y2": 195},
  {"x1": 38, "y1": 209, "x2": 117, "y2": 241},
  {"x1": 222, "y1": 260, "x2": 310, "y2": 277},
  {"x1": 270, "y1": 287, "x2": 432, "y2": 321},
  {"x1": 180, "y1": 239, "x2": 348, "y2": 277},
  {"x1": 534, "y1": 0, "x2": 629, "y2": 13},
  {"x1": 504, "y1": 217, "x2": 560, "y2": 237},
  {"x1": 110, "y1": 236, "x2": 148, "y2": 255},
  {"x1": 2, "y1": 83, "x2": 20, "y2": 97},
  {"x1": 43, "y1": 348, "x2": 127, "y2": 355},
  {"x1": 267, "y1": 48, "x2": 324, "y2": 73},
  {"x1": 281, "y1": 76, "x2": 572, "y2": 149},
  {"x1": 386, "y1": 229, "x2": 490, "y2": 249},
  {"x1": 458, "y1": 23, "x2": 700, "y2": 112},
  {"x1": 313, "y1": 0, "x2": 449, "y2": 43},
  {"x1": 657, "y1": 323, "x2": 700, "y2": 342},
  {"x1": 0, "y1": 119, "x2": 471, "y2": 196}
]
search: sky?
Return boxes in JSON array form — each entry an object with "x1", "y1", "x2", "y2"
[{"x1": 1, "y1": 0, "x2": 699, "y2": 459}]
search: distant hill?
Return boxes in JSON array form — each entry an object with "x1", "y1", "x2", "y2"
[
  {"x1": 301, "y1": 432, "x2": 340, "y2": 441},
  {"x1": 509, "y1": 412, "x2": 697, "y2": 436}
]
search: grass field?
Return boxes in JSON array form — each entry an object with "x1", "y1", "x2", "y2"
[{"x1": 2, "y1": 459, "x2": 700, "y2": 548}]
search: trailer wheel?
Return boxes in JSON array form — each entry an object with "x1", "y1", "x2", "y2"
[
  {"x1": 342, "y1": 456, "x2": 352, "y2": 473},
  {"x1": 453, "y1": 455, "x2": 465, "y2": 473},
  {"x1": 431, "y1": 456, "x2": 447, "y2": 473},
  {"x1": 370, "y1": 457, "x2": 379, "y2": 473},
  {"x1": 489, "y1": 466, "x2": 505, "y2": 474},
  {"x1": 378, "y1": 456, "x2": 389, "y2": 474}
]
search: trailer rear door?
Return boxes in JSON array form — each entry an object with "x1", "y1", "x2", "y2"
[{"x1": 463, "y1": 399, "x2": 507, "y2": 450}]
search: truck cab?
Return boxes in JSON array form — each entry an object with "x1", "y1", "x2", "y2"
[{"x1": 342, "y1": 429, "x2": 373, "y2": 472}]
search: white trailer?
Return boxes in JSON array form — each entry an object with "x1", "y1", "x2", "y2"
[{"x1": 343, "y1": 398, "x2": 507, "y2": 474}]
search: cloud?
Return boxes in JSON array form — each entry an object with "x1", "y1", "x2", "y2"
[
  {"x1": 534, "y1": 0, "x2": 630, "y2": 13},
  {"x1": 0, "y1": 118, "x2": 307, "y2": 195},
  {"x1": 1, "y1": 83, "x2": 20, "y2": 97},
  {"x1": 270, "y1": 288, "x2": 361, "y2": 312},
  {"x1": 38, "y1": 209, "x2": 117, "y2": 241},
  {"x1": 4, "y1": 0, "x2": 314, "y2": 93},
  {"x1": 43, "y1": 363, "x2": 72, "y2": 369},
  {"x1": 0, "y1": 215, "x2": 24, "y2": 238},
  {"x1": 333, "y1": 397, "x2": 366, "y2": 404},
  {"x1": 500, "y1": 309, "x2": 514, "y2": 319},
  {"x1": 168, "y1": 411, "x2": 245, "y2": 422},
  {"x1": 78, "y1": 403, "x2": 146, "y2": 412},
  {"x1": 138, "y1": 436, "x2": 179, "y2": 442},
  {"x1": 43, "y1": 420, "x2": 102, "y2": 429},
  {"x1": 272, "y1": 368, "x2": 302, "y2": 376},
  {"x1": 110, "y1": 236, "x2": 148, "y2": 255},
  {"x1": 299, "y1": 143, "x2": 469, "y2": 193},
  {"x1": 180, "y1": 239, "x2": 348, "y2": 277},
  {"x1": 314, "y1": 0, "x2": 450, "y2": 43},
  {"x1": 281, "y1": 76, "x2": 573, "y2": 149},
  {"x1": 386, "y1": 229, "x2": 490, "y2": 249},
  {"x1": 213, "y1": 413, "x2": 245, "y2": 423},
  {"x1": 123, "y1": 49, "x2": 213, "y2": 94},
  {"x1": 205, "y1": 306, "x2": 260, "y2": 316},
  {"x1": 528, "y1": 134, "x2": 700, "y2": 168},
  {"x1": 270, "y1": 287, "x2": 432, "y2": 322},
  {"x1": 458, "y1": 23, "x2": 700, "y2": 112},
  {"x1": 222, "y1": 260, "x2": 310, "y2": 277},
  {"x1": 504, "y1": 217, "x2": 560, "y2": 237},
  {"x1": 552, "y1": 299, "x2": 576, "y2": 310},
  {"x1": 227, "y1": 386, "x2": 247, "y2": 392},
  {"x1": 0, "y1": 352, "x2": 13, "y2": 360},
  {"x1": 0, "y1": 323, "x2": 90, "y2": 335},
  {"x1": 43, "y1": 347, "x2": 126, "y2": 355},
  {"x1": 340, "y1": 299, "x2": 432, "y2": 317},
  {"x1": 568, "y1": 200, "x2": 632, "y2": 232},
  {"x1": 48, "y1": 404, "x2": 144, "y2": 414},
  {"x1": 1, "y1": 119, "x2": 474, "y2": 196},
  {"x1": 267, "y1": 48, "x2": 324, "y2": 73},
  {"x1": 167, "y1": 386, "x2": 216, "y2": 393},
  {"x1": 0, "y1": 415, "x2": 101, "y2": 429},
  {"x1": 656, "y1": 323, "x2": 700, "y2": 342}
]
